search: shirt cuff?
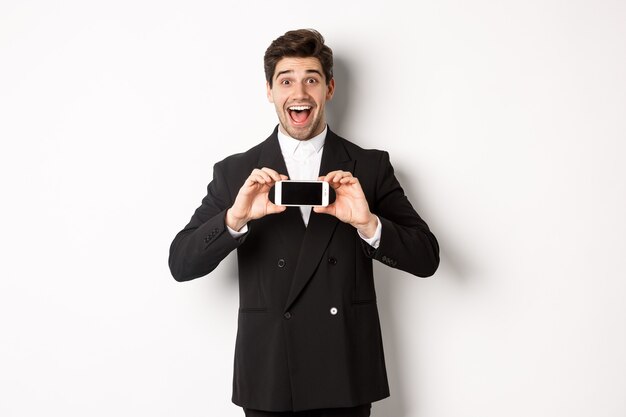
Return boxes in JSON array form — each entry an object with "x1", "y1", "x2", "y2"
[
  {"x1": 227, "y1": 223, "x2": 248, "y2": 238},
  {"x1": 358, "y1": 216, "x2": 382, "y2": 249}
]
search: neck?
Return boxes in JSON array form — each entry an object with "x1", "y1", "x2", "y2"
[{"x1": 279, "y1": 123, "x2": 327, "y2": 141}]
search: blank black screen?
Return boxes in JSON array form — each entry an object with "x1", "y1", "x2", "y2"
[{"x1": 281, "y1": 182, "x2": 323, "y2": 205}]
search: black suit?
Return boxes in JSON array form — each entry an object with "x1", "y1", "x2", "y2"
[{"x1": 169, "y1": 126, "x2": 439, "y2": 412}]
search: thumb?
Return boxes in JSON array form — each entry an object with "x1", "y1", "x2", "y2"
[
  {"x1": 267, "y1": 203, "x2": 287, "y2": 214},
  {"x1": 313, "y1": 205, "x2": 333, "y2": 215}
]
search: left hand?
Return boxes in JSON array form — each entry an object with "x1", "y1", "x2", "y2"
[{"x1": 313, "y1": 170, "x2": 378, "y2": 238}]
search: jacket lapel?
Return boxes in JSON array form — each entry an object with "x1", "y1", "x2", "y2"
[
  {"x1": 284, "y1": 128, "x2": 356, "y2": 311},
  {"x1": 257, "y1": 126, "x2": 288, "y2": 178}
]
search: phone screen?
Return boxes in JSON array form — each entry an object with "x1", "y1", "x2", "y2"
[{"x1": 281, "y1": 182, "x2": 323, "y2": 205}]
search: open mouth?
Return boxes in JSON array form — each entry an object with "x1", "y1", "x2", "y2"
[{"x1": 288, "y1": 105, "x2": 312, "y2": 125}]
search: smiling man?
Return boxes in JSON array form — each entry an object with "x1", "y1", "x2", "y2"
[
  {"x1": 169, "y1": 29, "x2": 440, "y2": 417},
  {"x1": 268, "y1": 56, "x2": 333, "y2": 140}
]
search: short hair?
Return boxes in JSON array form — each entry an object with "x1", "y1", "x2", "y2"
[{"x1": 264, "y1": 29, "x2": 334, "y2": 88}]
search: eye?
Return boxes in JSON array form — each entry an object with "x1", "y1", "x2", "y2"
[
  {"x1": 306, "y1": 78, "x2": 318, "y2": 84},
  {"x1": 280, "y1": 79, "x2": 291, "y2": 85}
]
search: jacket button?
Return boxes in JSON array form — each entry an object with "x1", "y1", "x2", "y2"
[
  {"x1": 328, "y1": 256, "x2": 337, "y2": 265},
  {"x1": 277, "y1": 259, "x2": 286, "y2": 268},
  {"x1": 284, "y1": 312, "x2": 292, "y2": 319},
  {"x1": 330, "y1": 307, "x2": 338, "y2": 315}
]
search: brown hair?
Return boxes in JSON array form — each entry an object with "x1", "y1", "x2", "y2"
[{"x1": 264, "y1": 29, "x2": 334, "y2": 88}]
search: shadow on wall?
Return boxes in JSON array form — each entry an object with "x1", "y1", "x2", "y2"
[
  {"x1": 393, "y1": 167, "x2": 473, "y2": 284},
  {"x1": 327, "y1": 56, "x2": 352, "y2": 135}
]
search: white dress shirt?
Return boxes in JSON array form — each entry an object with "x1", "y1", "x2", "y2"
[
  {"x1": 228, "y1": 125, "x2": 381, "y2": 248},
  {"x1": 277, "y1": 127, "x2": 326, "y2": 226}
]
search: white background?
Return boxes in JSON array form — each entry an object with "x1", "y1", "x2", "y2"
[{"x1": 2, "y1": 1, "x2": 625, "y2": 416}]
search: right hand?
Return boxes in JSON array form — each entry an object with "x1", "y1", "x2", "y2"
[{"x1": 226, "y1": 168, "x2": 288, "y2": 231}]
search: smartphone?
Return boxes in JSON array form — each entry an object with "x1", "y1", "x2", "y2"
[{"x1": 273, "y1": 180, "x2": 330, "y2": 207}]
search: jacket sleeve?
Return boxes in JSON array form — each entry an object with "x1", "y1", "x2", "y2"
[
  {"x1": 168, "y1": 162, "x2": 244, "y2": 282},
  {"x1": 362, "y1": 151, "x2": 440, "y2": 277}
]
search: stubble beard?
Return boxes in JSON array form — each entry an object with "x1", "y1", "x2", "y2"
[{"x1": 278, "y1": 108, "x2": 325, "y2": 141}]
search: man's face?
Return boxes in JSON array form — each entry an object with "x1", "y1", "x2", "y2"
[{"x1": 267, "y1": 57, "x2": 335, "y2": 140}]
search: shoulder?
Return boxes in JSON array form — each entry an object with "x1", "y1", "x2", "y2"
[
  {"x1": 216, "y1": 141, "x2": 263, "y2": 169},
  {"x1": 213, "y1": 131, "x2": 275, "y2": 176}
]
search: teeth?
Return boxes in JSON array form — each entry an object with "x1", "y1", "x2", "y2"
[{"x1": 288, "y1": 105, "x2": 312, "y2": 111}]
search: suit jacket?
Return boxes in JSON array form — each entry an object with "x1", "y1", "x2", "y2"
[{"x1": 169, "y1": 126, "x2": 439, "y2": 412}]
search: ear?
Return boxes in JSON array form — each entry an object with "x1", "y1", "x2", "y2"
[
  {"x1": 326, "y1": 78, "x2": 335, "y2": 101},
  {"x1": 266, "y1": 81, "x2": 274, "y2": 103}
]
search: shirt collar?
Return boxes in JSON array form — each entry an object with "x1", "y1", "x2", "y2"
[{"x1": 277, "y1": 125, "x2": 327, "y2": 156}]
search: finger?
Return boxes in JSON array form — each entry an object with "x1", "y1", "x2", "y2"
[
  {"x1": 320, "y1": 170, "x2": 343, "y2": 182},
  {"x1": 260, "y1": 167, "x2": 284, "y2": 182},
  {"x1": 339, "y1": 177, "x2": 358, "y2": 184},
  {"x1": 280, "y1": 174, "x2": 289, "y2": 180},
  {"x1": 321, "y1": 171, "x2": 351, "y2": 183},
  {"x1": 247, "y1": 174, "x2": 267, "y2": 185},
  {"x1": 320, "y1": 177, "x2": 340, "y2": 190},
  {"x1": 334, "y1": 171, "x2": 353, "y2": 183},
  {"x1": 244, "y1": 175, "x2": 264, "y2": 187},
  {"x1": 251, "y1": 169, "x2": 273, "y2": 184}
]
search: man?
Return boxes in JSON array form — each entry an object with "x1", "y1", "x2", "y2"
[{"x1": 169, "y1": 29, "x2": 439, "y2": 417}]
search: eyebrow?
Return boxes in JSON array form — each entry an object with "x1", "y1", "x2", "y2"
[{"x1": 275, "y1": 69, "x2": 323, "y2": 79}]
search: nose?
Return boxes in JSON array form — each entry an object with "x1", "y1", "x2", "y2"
[{"x1": 293, "y1": 82, "x2": 309, "y2": 100}]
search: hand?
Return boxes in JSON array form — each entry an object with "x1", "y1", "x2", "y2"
[
  {"x1": 313, "y1": 170, "x2": 378, "y2": 238},
  {"x1": 226, "y1": 168, "x2": 288, "y2": 231}
]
